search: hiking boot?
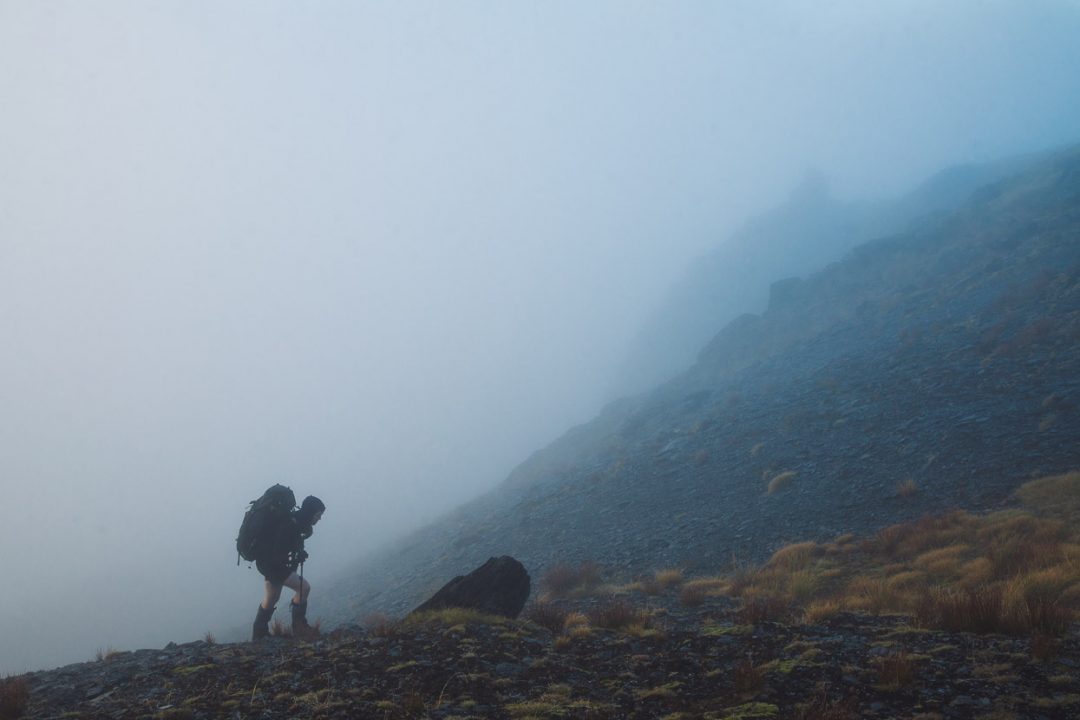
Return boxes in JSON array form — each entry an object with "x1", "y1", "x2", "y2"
[
  {"x1": 252, "y1": 604, "x2": 275, "y2": 641},
  {"x1": 291, "y1": 600, "x2": 311, "y2": 637}
]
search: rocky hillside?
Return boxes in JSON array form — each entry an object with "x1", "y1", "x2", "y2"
[
  {"x1": 615, "y1": 154, "x2": 1033, "y2": 395},
  {"x1": 14, "y1": 595, "x2": 1080, "y2": 719},
  {"x1": 321, "y1": 145, "x2": 1080, "y2": 624},
  {"x1": 15, "y1": 473, "x2": 1080, "y2": 719}
]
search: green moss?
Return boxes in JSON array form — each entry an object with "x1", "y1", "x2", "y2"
[
  {"x1": 1035, "y1": 694, "x2": 1080, "y2": 708},
  {"x1": 782, "y1": 640, "x2": 817, "y2": 654},
  {"x1": 172, "y1": 664, "x2": 214, "y2": 676},
  {"x1": 928, "y1": 644, "x2": 959, "y2": 655},
  {"x1": 703, "y1": 624, "x2": 753, "y2": 636},
  {"x1": 387, "y1": 660, "x2": 419, "y2": 672},
  {"x1": 720, "y1": 702, "x2": 779, "y2": 719},
  {"x1": 504, "y1": 701, "x2": 567, "y2": 718},
  {"x1": 768, "y1": 649, "x2": 826, "y2": 674},
  {"x1": 636, "y1": 682, "x2": 682, "y2": 699}
]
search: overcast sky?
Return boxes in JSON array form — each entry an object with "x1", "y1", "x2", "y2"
[{"x1": 3, "y1": 1, "x2": 1080, "y2": 674}]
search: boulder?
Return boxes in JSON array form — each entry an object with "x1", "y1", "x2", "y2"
[{"x1": 412, "y1": 556, "x2": 530, "y2": 618}]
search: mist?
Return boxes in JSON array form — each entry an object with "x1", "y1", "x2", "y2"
[{"x1": 3, "y1": 1, "x2": 1080, "y2": 675}]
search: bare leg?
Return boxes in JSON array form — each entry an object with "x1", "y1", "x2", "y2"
[
  {"x1": 281, "y1": 572, "x2": 311, "y2": 606},
  {"x1": 262, "y1": 581, "x2": 283, "y2": 610}
]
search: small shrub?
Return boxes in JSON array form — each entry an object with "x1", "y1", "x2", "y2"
[
  {"x1": 803, "y1": 599, "x2": 843, "y2": 624},
  {"x1": 737, "y1": 594, "x2": 791, "y2": 624},
  {"x1": 792, "y1": 686, "x2": 856, "y2": 720},
  {"x1": 203, "y1": 632, "x2": 216, "y2": 645},
  {"x1": 526, "y1": 602, "x2": 570, "y2": 636},
  {"x1": 654, "y1": 568, "x2": 684, "y2": 589},
  {"x1": 1024, "y1": 591, "x2": 1072, "y2": 637},
  {"x1": 563, "y1": 611, "x2": 589, "y2": 630},
  {"x1": 542, "y1": 561, "x2": 603, "y2": 597},
  {"x1": 914, "y1": 544, "x2": 970, "y2": 576},
  {"x1": 0, "y1": 676, "x2": 29, "y2": 720},
  {"x1": 913, "y1": 586, "x2": 1025, "y2": 635},
  {"x1": 876, "y1": 649, "x2": 915, "y2": 690},
  {"x1": 589, "y1": 599, "x2": 648, "y2": 630},
  {"x1": 1030, "y1": 633, "x2": 1059, "y2": 662},
  {"x1": 363, "y1": 613, "x2": 400, "y2": 637},
  {"x1": 768, "y1": 541, "x2": 821, "y2": 571},
  {"x1": 404, "y1": 608, "x2": 504, "y2": 628},
  {"x1": 679, "y1": 581, "x2": 710, "y2": 607},
  {"x1": 637, "y1": 575, "x2": 662, "y2": 595},
  {"x1": 845, "y1": 576, "x2": 890, "y2": 614},
  {"x1": 897, "y1": 479, "x2": 918, "y2": 498},
  {"x1": 732, "y1": 654, "x2": 764, "y2": 695},
  {"x1": 1017, "y1": 472, "x2": 1080, "y2": 520},
  {"x1": 542, "y1": 564, "x2": 580, "y2": 596},
  {"x1": 95, "y1": 647, "x2": 121, "y2": 662},
  {"x1": 767, "y1": 471, "x2": 797, "y2": 495}
]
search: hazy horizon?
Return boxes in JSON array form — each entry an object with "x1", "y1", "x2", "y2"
[{"x1": 4, "y1": 1, "x2": 1080, "y2": 674}]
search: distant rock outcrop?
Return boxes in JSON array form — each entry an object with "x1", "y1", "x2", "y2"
[
  {"x1": 412, "y1": 556, "x2": 530, "y2": 618},
  {"x1": 615, "y1": 153, "x2": 1037, "y2": 395}
]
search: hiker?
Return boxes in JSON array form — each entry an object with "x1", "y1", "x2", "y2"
[{"x1": 251, "y1": 495, "x2": 326, "y2": 640}]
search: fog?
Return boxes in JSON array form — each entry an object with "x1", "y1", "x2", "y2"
[{"x1": 3, "y1": 1, "x2": 1080, "y2": 674}]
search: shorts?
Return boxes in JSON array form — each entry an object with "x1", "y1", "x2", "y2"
[{"x1": 256, "y1": 559, "x2": 295, "y2": 586}]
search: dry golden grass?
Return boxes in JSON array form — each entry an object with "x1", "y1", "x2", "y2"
[
  {"x1": 767, "y1": 470, "x2": 797, "y2": 495},
  {"x1": 897, "y1": 479, "x2": 919, "y2": 498},
  {"x1": 525, "y1": 602, "x2": 570, "y2": 635},
  {"x1": 680, "y1": 577, "x2": 729, "y2": 607},
  {"x1": 1017, "y1": 471, "x2": 1080, "y2": 520},
  {"x1": 653, "y1": 568, "x2": 684, "y2": 588},
  {"x1": 541, "y1": 561, "x2": 604, "y2": 597},
  {"x1": 719, "y1": 472, "x2": 1080, "y2": 636},
  {"x1": 875, "y1": 649, "x2": 916, "y2": 690},
  {"x1": 803, "y1": 598, "x2": 844, "y2": 624},
  {"x1": 0, "y1": 676, "x2": 29, "y2": 720}
]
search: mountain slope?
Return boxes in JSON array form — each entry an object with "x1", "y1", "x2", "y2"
[
  {"x1": 322, "y1": 146, "x2": 1080, "y2": 624},
  {"x1": 615, "y1": 155, "x2": 1034, "y2": 395}
]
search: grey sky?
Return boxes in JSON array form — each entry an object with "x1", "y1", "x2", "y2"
[{"x1": 3, "y1": 1, "x2": 1080, "y2": 673}]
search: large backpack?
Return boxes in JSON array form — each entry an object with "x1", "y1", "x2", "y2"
[{"x1": 236, "y1": 484, "x2": 296, "y2": 563}]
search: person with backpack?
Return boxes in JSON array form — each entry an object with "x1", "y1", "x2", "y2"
[{"x1": 238, "y1": 486, "x2": 325, "y2": 640}]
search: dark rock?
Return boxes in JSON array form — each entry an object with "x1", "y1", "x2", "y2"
[{"x1": 412, "y1": 556, "x2": 530, "y2": 618}]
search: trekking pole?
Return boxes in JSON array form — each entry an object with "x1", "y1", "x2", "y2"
[{"x1": 299, "y1": 561, "x2": 305, "y2": 605}]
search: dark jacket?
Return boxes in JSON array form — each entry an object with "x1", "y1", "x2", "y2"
[{"x1": 256, "y1": 513, "x2": 309, "y2": 582}]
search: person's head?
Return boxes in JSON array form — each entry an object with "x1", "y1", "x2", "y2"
[{"x1": 297, "y1": 495, "x2": 325, "y2": 529}]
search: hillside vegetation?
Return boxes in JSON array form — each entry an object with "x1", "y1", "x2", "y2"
[{"x1": 12, "y1": 472, "x2": 1080, "y2": 718}]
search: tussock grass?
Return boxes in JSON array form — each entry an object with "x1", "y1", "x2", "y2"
[
  {"x1": 541, "y1": 561, "x2": 604, "y2": 598},
  {"x1": 404, "y1": 608, "x2": 507, "y2": 629},
  {"x1": 0, "y1": 676, "x2": 29, "y2": 720},
  {"x1": 680, "y1": 577, "x2": 726, "y2": 607},
  {"x1": 722, "y1": 472, "x2": 1080, "y2": 636},
  {"x1": 875, "y1": 649, "x2": 916, "y2": 691},
  {"x1": 896, "y1": 479, "x2": 919, "y2": 497},
  {"x1": 589, "y1": 599, "x2": 650, "y2": 630},
  {"x1": 525, "y1": 602, "x2": 570, "y2": 635},
  {"x1": 766, "y1": 471, "x2": 797, "y2": 495},
  {"x1": 654, "y1": 568, "x2": 684, "y2": 588},
  {"x1": 363, "y1": 613, "x2": 401, "y2": 637}
]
